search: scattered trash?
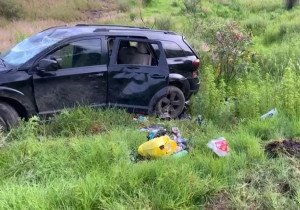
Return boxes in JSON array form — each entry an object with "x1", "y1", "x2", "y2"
[
  {"x1": 207, "y1": 137, "x2": 230, "y2": 157},
  {"x1": 140, "y1": 125, "x2": 165, "y2": 132},
  {"x1": 138, "y1": 135, "x2": 178, "y2": 158},
  {"x1": 172, "y1": 150, "x2": 189, "y2": 158},
  {"x1": 133, "y1": 115, "x2": 148, "y2": 123},
  {"x1": 171, "y1": 127, "x2": 188, "y2": 151},
  {"x1": 260, "y1": 108, "x2": 278, "y2": 120},
  {"x1": 197, "y1": 115, "x2": 206, "y2": 125},
  {"x1": 265, "y1": 139, "x2": 300, "y2": 158},
  {"x1": 148, "y1": 128, "x2": 167, "y2": 140},
  {"x1": 178, "y1": 111, "x2": 192, "y2": 120},
  {"x1": 137, "y1": 125, "x2": 190, "y2": 159}
]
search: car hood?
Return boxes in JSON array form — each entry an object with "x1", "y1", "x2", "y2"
[{"x1": 0, "y1": 66, "x2": 13, "y2": 73}]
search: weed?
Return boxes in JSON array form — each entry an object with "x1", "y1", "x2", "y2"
[{"x1": 154, "y1": 17, "x2": 173, "y2": 30}]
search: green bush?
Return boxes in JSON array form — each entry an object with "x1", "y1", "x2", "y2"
[
  {"x1": 210, "y1": 22, "x2": 251, "y2": 83},
  {"x1": 129, "y1": 13, "x2": 136, "y2": 21},
  {"x1": 142, "y1": 0, "x2": 152, "y2": 6},
  {"x1": 0, "y1": 0, "x2": 23, "y2": 20},
  {"x1": 154, "y1": 17, "x2": 173, "y2": 30},
  {"x1": 183, "y1": 0, "x2": 201, "y2": 14},
  {"x1": 117, "y1": 0, "x2": 131, "y2": 12},
  {"x1": 171, "y1": 1, "x2": 179, "y2": 7}
]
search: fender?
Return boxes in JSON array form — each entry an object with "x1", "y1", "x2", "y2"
[
  {"x1": 168, "y1": 73, "x2": 190, "y2": 97},
  {"x1": 0, "y1": 87, "x2": 37, "y2": 117}
]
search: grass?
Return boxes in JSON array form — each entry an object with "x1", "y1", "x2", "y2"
[
  {"x1": 1, "y1": 0, "x2": 300, "y2": 208},
  {"x1": 0, "y1": 108, "x2": 299, "y2": 209},
  {"x1": 0, "y1": 0, "x2": 103, "y2": 21}
]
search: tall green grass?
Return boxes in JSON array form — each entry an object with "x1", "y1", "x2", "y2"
[
  {"x1": 1, "y1": 0, "x2": 300, "y2": 208},
  {"x1": 0, "y1": 108, "x2": 299, "y2": 209}
]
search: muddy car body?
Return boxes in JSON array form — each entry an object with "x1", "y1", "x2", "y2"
[{"x1": 0, "y1": 25, "x2": 200, "y2": 130}]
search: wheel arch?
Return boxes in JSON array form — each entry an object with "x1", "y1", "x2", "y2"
[
  {"x1": 0, "y1": 87, "x2": 36, "y2": 119},
  {"x1": 168, "y1": 73, "x2": 190, "y2": 99},
  {"x1": 0, "y1": 97, "x2": 28, "y2": 119}
]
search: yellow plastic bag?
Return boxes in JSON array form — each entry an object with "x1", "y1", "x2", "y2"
[{"x1": 138, "y1": 135, "x2": 178, "y2": 158}]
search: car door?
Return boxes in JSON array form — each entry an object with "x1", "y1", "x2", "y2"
[
  {"x1": 33, "y1": 37, "x2": 107, "y2": 114},
  {"x1": 108, "y1": 37, "x2": 169, "y2": 112}
]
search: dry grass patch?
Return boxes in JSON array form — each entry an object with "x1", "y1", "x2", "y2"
[{"x1": 0, "y1": 20, "x2": 64, "y2": 52}]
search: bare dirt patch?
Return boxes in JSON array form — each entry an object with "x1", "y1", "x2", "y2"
[
  {"x1": 0, "y1": 20, "x2": 65, "y2": 52},
  {"x1": 265, "y1": 139, "x2": 300, "y2": 158},
  {"x1": 205, "y1": 191, "x2": 232, "y2": 210},
  {"x1": 84, "y1": 0, "x2": 121, "y2": 21}
]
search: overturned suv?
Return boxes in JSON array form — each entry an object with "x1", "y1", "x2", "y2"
[{"x1": 0, "y1": 24, "x2": 200, "y2": 130}]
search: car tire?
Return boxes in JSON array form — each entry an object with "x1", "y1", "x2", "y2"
[
  {"x1": 155, "y1": 86, "x2": 185, "y2": 119},
  {"x1": 0, "y1": 102, "x2": 20, "y2": 131}
]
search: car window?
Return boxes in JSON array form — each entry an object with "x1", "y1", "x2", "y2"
[
  {"x1": 117, "y1": 40, "x2": 158, "y2": 66},
  {"x1": 152, "y1": 41, "x2": 186, "y2": 58},
  {"x1": 46, "y1": 39, "x2": 102, "y2": 69}
]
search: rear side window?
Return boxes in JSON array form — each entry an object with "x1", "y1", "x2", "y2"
[
  {"x1": 162, "y1": 41, "x2": 186, "y2": 58},
  {"x1": 152, "y1": 41, "x2": 187, "y2": 58}
]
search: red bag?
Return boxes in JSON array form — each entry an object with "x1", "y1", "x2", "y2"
[{"x1": 207, "y1": 137, "x2": 230, "y2": 157}]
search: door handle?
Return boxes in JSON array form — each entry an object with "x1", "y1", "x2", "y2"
[
  {"x1": 174, "y1": 59, "x2": 183, "y2": 62},
  {"x1": 151, "y1": 74, "x2": 166, "y2": 79},
  {"x1": 127, "y1": 67, "x2": 140, "y2": 70},
  {"x1": 88, "y1": 73, "x2": 104, "y2": 78}
]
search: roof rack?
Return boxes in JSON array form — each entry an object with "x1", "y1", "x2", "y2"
[
  {"x1": 40, "y1": 25, "x2": 67, "y2": 32},
  {"x1": 92, "y1": 28, "x2": 177, "y2": 35},
  {"x1": 75, "y1": 24, "x2": 150, "y2": 30}
]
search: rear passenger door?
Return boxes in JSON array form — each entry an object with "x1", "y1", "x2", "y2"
[{"x1": 108, "y1": 38, "x2": 169, "y2": 112}]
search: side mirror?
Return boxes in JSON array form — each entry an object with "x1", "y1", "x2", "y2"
[{"x1": 38, "y1": 58, "x2": 59, "y2": 72}]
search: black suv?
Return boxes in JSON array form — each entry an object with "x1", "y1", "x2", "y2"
[{"x1": 0, "y1": 25, "x2": 200, "y2": 130}]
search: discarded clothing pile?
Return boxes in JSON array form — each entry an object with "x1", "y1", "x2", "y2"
[{"x1": 138, "y1": 125, "x2": 189, "y2": 158}]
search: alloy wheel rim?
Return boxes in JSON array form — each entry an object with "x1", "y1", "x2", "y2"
[{"x1": 160, "y1": 92, "x2": 182, "y2": 117}]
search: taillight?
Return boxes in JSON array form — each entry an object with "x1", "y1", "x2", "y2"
[
  {"x1": 193, "y1": 59, "x2": 200, "y2": 70},
  {"x1": 192, "y1": 59, "x2": 200, "y2": 78}
]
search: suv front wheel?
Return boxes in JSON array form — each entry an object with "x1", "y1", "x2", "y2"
[
  {"x1": 0, "y1": 102, "x2": 20, "y2": 131},
  {"x1": 155, "y1": 86, "x2": 185, "y2": 119}
]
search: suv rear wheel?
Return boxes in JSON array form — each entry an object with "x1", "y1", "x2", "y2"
[
  {"x1": 0, "y1": 102, "x2": 20, "y2": 131},
  {"x1": 155, "y1": 86, "x2": 185, "y2": 119}
]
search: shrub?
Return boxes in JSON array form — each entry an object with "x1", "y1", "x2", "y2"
[
  {"x1": 210, "y1": 22, "x2": 251, "y2": 83},
  {"x1": 183, "y1": 0, "x2": 201, "y2": 14},
  {"x1": 171, "y1": 1, "x2": 179, "y2": 7},
  {"x1": 129, "y1": 13, "x2": 136, "y2": 21},
  {"x1": 286, "y1": 0, "x2": 299, "y2": 10},
  {"x1": 142, "y1": 0, "x2": 152, "y2": 6},
  {"x1": 191, "y1": 65, "x2": 235, "y2": 125},
  {"x1": 0, "y1": 0, "x2": 23, "y2": 20},
  {"x1": 117, "y1": 0, "x2": 131, "y2": 12},
  {"x1": 154, "y1": 17, "x2": 173, "y2": 30}
]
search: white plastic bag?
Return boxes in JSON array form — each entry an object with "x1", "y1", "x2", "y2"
[
  {"x1": 207, "y1": 137, "x2": 230, "y2": 157},
  {"x1": 260, "y1": 108, "x2": 278, "y2": 120}
]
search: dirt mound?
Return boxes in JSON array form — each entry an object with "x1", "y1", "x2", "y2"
[{"x1": 265, "y1": 139, "x2": 300, "y2": 158}]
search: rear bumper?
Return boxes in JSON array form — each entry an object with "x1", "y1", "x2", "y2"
[{"x1": 186, "y1": 77, "x2": 200, "y2": 99}]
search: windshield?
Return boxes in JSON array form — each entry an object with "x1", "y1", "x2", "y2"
[
  {"x1": 0, "y1": 29, "x2": 63, "y2": 69},
  {"x1": 0, "y1": 27, "x2": 92, "y2": 69}
]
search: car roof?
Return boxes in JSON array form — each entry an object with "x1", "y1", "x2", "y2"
[{"x1": 42, "y1": 24, "x2": 181, "y2": 40}]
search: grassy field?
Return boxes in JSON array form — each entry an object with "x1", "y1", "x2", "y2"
[{"x1": 1, "y1": 0, "x2": 300, "y2": 209}]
